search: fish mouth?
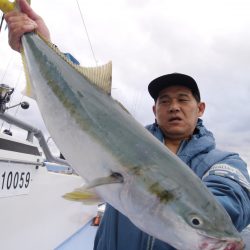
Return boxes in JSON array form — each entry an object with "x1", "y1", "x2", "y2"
[{"x1": 198, "y1": 236, "x2": 245, "y2": 250}]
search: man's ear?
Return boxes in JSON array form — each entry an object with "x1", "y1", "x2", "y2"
[
  {"x1": 198, "y1": 102, "x2": 206, "y2": 117},
  {"x1": 153, "y1": 105, "x2": 156, "y2": 116}
]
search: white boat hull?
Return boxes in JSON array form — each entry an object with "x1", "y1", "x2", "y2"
[{"x1": 0, "y1": 133, "x2": 97, "y2": 250}]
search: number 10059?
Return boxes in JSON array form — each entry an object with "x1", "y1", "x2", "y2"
[{"x1": 1, "y1": 171, "x2": 31, "y2": 190}]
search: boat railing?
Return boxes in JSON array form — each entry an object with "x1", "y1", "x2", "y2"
[{"x1": 0, "y1": 83, "x2": 70, "y2": 167}]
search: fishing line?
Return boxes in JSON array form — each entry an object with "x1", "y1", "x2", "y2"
[
  {"x1": 7, "y1": 69, "x2": 24, "y2": 131},
  {"x1": 8, "y1": 67, "x2": 22, "y2": 105},
  {"x1": 75, "y1": 0, "x2": 98, "y2": 66},
  {"x1": 131, "y1": 91, "x2": 142, "y2": 117},
  {"x1": 0, "y1": 66, "x2": 22, "y2": 132},
  {"x1": 8, "y1": 95, "x2": 23, "y2": 131},
  {"x1": 0, "y1": 55, "x2": 14, "y2": 83},
  {"x1": 0, "y1": 56, "x2": 14, "y2": 132}
]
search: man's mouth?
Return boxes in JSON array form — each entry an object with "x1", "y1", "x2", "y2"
[{"x1": 168, "y1": 117, "x2": 182, "y2": 122}]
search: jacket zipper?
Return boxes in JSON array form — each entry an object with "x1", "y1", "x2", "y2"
[
  {"x1": 176, "y1": 139, "x2": 187, "y2": 155},
  {"x1": 146, "y1": 236, "x2": 155, "y2": 250}
]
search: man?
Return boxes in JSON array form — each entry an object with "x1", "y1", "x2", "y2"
[
  {"x1": 94, "y1": 73, "x2": 250, "y2": 250},
  {"x1": 5, "y1": 1, "x2": 250, "y2": 249}
]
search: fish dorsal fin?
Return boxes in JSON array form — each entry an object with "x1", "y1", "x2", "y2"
[
  {"x1": 77, "y1": 62, "x2": 112, "y2": 95},
  {"x1": 36, "y1": 32, "x2": 112, "y2": 95}
]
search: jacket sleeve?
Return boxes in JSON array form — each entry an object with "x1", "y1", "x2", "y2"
[{"x1": 202, "y1": 154, "x2": 250, "y2": 232}]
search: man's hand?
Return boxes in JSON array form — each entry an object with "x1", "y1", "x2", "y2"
[{"x1": 4, "y1": 0, "x2": 51, "y2": 52}]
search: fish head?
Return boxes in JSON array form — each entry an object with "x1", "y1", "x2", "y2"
[
  {"x1": 118, "y1": 172, "x2": 244, "y2": 250},
  {"x1": 160, "y1": 193, "x2": 245, "y2": 250},
  {"x1": 198, "y1": 204, "x2": 245, "y2": 249},
  {"x1": 156, "y1": 186, "x2": 245, "y2": 250},
  {"x1": 182, "y1": 212, "x2": 244, "y2": 250},
  {"x1": 166, "y1": 210, "x2": 244, "y2": 250}
]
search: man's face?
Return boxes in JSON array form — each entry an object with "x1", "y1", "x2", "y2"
[{"x1": 153, "y1": 85, "x2": 205, "y2": 141}]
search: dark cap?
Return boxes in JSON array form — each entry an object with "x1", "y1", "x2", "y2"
[{"x1": 148, "y1": 73, "x2": 200, "y2": 102}]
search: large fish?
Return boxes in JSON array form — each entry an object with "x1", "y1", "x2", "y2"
[{"x1": 0, "y1": 1, "x2": 246, "y2": 249}]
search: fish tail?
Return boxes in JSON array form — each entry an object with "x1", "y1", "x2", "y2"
[
  {"x1": 20, "y1": 46, "x2": 34, "y2": 98},
  {"x1": 36, "y1": 31, "x2": 113, "y2": 95},
  {"x1": 0, "y1": 0, "x2": 16, "y2": 13},
  {"x1": 0, "y1": 0, "x2": 32, "y2": 13}
]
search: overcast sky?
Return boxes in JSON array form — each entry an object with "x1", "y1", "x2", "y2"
[{"x1": 0, "y1": 0, "x2": 249, "y2": 164}]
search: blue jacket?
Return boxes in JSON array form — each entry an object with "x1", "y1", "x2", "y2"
[{"x1": 94, "y1": 119, "x2": 250, "y2": 250}]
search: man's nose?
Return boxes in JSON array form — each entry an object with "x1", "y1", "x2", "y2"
[{"x1": 168, "y1": 101, "x2": 180, "y2": 112}]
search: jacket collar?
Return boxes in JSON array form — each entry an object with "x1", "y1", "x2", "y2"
[{"x1": 146, "y1": 119, "x2": 215, "y2": 162}]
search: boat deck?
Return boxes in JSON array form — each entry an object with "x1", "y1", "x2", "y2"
[{"x1": 56, "y1": 219, "x2": 98, "y2": 250}]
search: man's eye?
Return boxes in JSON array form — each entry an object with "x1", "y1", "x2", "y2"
[{"x1": 160, "y1": 99, "x2": 169, "y2": 104}]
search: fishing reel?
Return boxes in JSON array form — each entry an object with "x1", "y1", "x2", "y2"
[
  {"x1": 0, "y1": 83, "x2": 29, "y2": 113},
  {"x1": 0, "y1": 84, "x2": 14, "y2": 113}
]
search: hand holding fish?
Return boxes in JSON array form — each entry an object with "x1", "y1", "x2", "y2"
[{"x1": 4, "y1": 0, "x2": 50, "y2": 52}]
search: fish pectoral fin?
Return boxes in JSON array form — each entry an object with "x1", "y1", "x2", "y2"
[
  {"x1": 62, "y1": 173, "x2": 123, "y2": 204},
  {"x1": 62, "y1": 187, "x2": 102, "y2": 204},
  {"x1": 86, "y1": 172, "x2": 124, "y2": 189}
]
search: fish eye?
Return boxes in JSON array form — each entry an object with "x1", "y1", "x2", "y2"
[{"x1": 189, "y1": 216, "x2": 203, "y2": 228}]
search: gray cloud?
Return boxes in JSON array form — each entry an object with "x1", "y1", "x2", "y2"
[{"x1": 0, "y1": 0, "x2": 249, "y2": 165}]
